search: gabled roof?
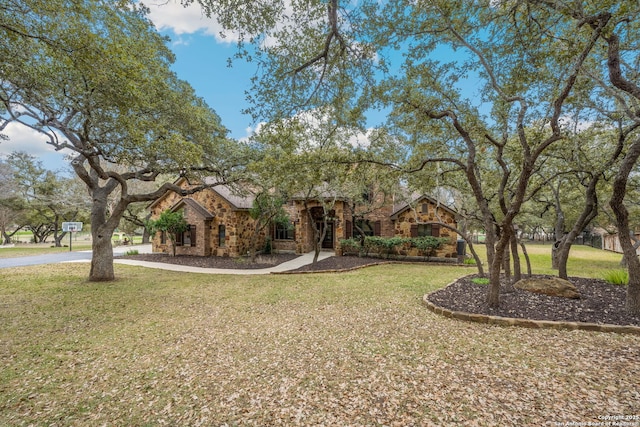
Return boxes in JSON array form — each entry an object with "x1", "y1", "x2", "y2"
[
  {"x1": 207, "y1": 181, "x2": 255, "y2": 210},
  {"x1": 147, "y1": 177, "x2": 255, "y2": 212},
  {"x1": 390, "y1": 194, "x2": 458, "y2": 220},
  {"x1": 170, "y1": 198, "x2": 215, "y2": 220}
]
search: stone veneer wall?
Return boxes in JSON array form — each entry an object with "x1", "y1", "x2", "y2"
[
  {"x1": 293, "y1": 200, "x2": 347, "y2": 254},
  {"x1": 150, "y1": 186, "x2": 265, "y2": 258},
  {"x1": 150, "y1": 189, "x2": 181, "y2": 255},
  {"x1": 272, "y1": 201, "x2": 299, "y2": 253},
  {"x1": 150, "y1": 187, "x2": 460, "y2": 258},
  {"x1": 352, "y1": 194, "x2": 396, "y2": 238},
  {"x1": 394, "y1": 202, "x2": 458, "y2": 258}
]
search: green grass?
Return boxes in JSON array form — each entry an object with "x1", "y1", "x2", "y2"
[
  {"x1": 0, "y1": 235, "x2": 145, "y2": 258},
  {"x1": 471, "y1": 243, "x2": 624, "y2": 278},
  {"x1": 0, "y1": 246, "x2": 637, "y2": 426},
  {"x1": 602, "y1": 269, "x2": 629, "y2": 285},
  {"x1": 0, "y1": 242, "x2": 94, "y2": 258}
]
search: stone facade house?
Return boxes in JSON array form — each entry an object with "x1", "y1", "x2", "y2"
[
  {"x1": 148, "y1": 178, "x2": 264, "y2": 257},
  {"x1": 149, "y1": 179, "x2": 460, "y2": 259}
]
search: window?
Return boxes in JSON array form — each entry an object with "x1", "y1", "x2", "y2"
[
  {"x1": 160, "y1": 231, "x2": 166, "y2": 244},
  {"x1": 177, "y1": 225, "x2": 196, "y2": 247},
  {"x1": 275, "y1": 222, "x2": 294, "y2": 240},
  {"x1": 411, "y1": 223, "x2": 440, "y2": 237},
  {"x1": 218, "y1": 224, "x2": 226, "y2": 247},
  {"x1": 355, "y1": 219, "x2": 375, "y2": 237},
  {"x1": 417, "y1": 224, "x2": 431, "y2": 237},
  {"x1": 421, "y1": 203, "x2": 428, "y2": 214}
]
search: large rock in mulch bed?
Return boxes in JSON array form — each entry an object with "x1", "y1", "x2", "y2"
[{"x1": 514, "y1": 277, "x2": 580, "y2": 299}]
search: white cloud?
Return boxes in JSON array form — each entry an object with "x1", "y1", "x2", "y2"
[
  {"x1": 1, "y1": 123, "x2": 56, "y2": 156},
  {"x1": 144, "y1": 0, "x2": 240, "y2": 44},
  {"x1": 0, "y1": 123, "x2": 72, "y2": 170},
  {"x1": 238, "y1": 122, "x2": 267, "y2": 143},
  {"x1": 348, "y1": 128, "x2": 373, "y2": 149}
]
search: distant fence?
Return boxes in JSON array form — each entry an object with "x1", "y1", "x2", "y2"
[
  {"x1": 471, "y1": 233, "x2": 603, "y2": 249},
  {"x1": 602, "y1": 233, "x2": 640, "y2": 255}
]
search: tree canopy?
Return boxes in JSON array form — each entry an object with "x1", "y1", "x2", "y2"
[
  {"x1": 1, "y1": 0, "x2": 244, "y2": 280},
  {"x1": 182, "y1": 0, "x2": 640, "y2": 313}
]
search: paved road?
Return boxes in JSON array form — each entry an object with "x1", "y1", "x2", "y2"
[
  {"x1": 0, "y1": 244, "x2": 152, "y2": 269},
  {"x1": 0, "y1": 245, "x2": 333, "y2": 274}
]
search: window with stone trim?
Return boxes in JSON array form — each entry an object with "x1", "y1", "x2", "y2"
[
  {"x1": 177, "y1": 225, "x2": 196, "y2": 247},
  {"x1": 352, "y1": 219, "x2": 381, "y2": 237},
  {"x1": 410, "y1": 223, "x2": 440, "y2": 237},
  {"x1": 275, "y1": 221, "x2": 295, "y2": 240},
  {"x1": 218, "y1": 224, "x2": 226, "y2": 247}
]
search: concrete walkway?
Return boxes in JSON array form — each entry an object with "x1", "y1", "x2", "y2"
[
  {"x1": 0, "y1": 243, "x2": 334, "y2": 274},
  {"x1": 114, "y1": 250, "x2": 335, "y2": 275}
]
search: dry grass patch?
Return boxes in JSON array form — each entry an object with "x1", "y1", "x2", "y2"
[{"x1": 0, "y1": 263, "x2": 638, "y2": 426}]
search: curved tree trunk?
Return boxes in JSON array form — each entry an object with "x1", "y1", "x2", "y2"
[
  {"x1": 609, "y1": 137, "x2": 640, "y2": 315},
  {"x1": 90, "y1": 225, "x2": 115, "y2": 281},
  {"x1": 141, "y1": 227, "x2": 150, "y2": 244},
  {"x1": 510, "y1": 231, "x2": 521, "y2": 283},
  {"x1": 88, "y1": 188, "x2": 116, "y2": 282},
  {"x1": 519, "y1": 240, "x2": 532, "y2": 277},
  {"x1": 467, "y1": 239, "x2": 485, "y2": 277},
  {"x1": 487, "y1": 237, "x2": 507, "y2": 307}
]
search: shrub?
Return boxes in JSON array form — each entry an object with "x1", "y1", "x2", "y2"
[
  {"x1": 364, "y1": 236, "x2": 407, "y2": 258},
  {"x1": 125, "y1": 249, "x2": 139, "y2": 256},
  {"x1": 602, "y1": 269, "x2": 628, "y2": 286},
  {"x1": 471, "y1": 277, "x2": 490, "y2": 285},
  {"x1": 339, "y1": 238, "x2": 362, "y2": 255},
  {"x1": 410, "y1": 236, "x2": 448, "y2": 259},
  {"x1": 263, "y1": 237, "x2": 272, "y2": 255}
]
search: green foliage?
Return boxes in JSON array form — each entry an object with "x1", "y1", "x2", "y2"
[
  {"x1": 602, "y1": 270, "x2": 629, "y2": 286},
  {"x1": 364, "y1": 236, "x2": 406, "y2": 258},
  {"x1": 471, "y1": 277, "x2": 490, "y2": 285},
  {"x1": 1, "y1": 0, "x2": 237, "y2": 279},
  {"x1": 339, "y1": 238, "x2": 362, "y2": 255},
  {"x1": 145, "y1": 210, "x2": 188, "y2": 256},
  {"x1": 263, "y1": 237, "x2": 272, "y2": 255},
  {"x1": 146, "y1": 210, "x2": 188, "y2": 236},
  {"x1": 411, "y1": 236, "x2": 448, "y2": 257},
  {"x1": 341, "y1": 235, "x2": 447, "y2": 259},
  {"x1": 125, "y1": 249, "x2": 139, "y2": 256}
]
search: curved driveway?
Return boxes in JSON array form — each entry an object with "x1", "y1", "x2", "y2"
[
  {"x1": 0, "y1": 244, "x2": 152, "y2": 269},
  {"x1": 0, "y1": 244, "x2": 332, "y2": 274}
]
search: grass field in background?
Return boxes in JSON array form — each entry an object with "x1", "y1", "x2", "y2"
[
  {"x1": 470, "y1": 242, "x2": 624, "y2": 279},
  {"x1": 0, "y1": 234, "x2": 144, "y2": 258},
  {"x1": 0, "y1": 245, "x2": 637, "y2": 425}
]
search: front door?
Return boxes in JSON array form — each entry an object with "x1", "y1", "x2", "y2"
[{"x1": 318, "y1": 221, "x2": 334, "y2": 249}]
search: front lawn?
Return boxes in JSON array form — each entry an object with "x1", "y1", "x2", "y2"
[{"x1": 1, "y1": 254, "x2": 638, "y2": 426}]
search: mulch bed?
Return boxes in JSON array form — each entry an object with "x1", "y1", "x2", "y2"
[
  {"x1": 120, "y1": 253, "x2": 299, "y2": 269},
  {"x1": 120, "y1": 253, "x2": 384, "y2": 271},
  {"x1": 121, "y1": 253, "x2": 640, "y2": 327},
  {"x1": 428, "y1": 274, "x2": 640, "y2": 327},
  {"x1": 287, "y1": 255, "x2": 387, "y2": 272}
]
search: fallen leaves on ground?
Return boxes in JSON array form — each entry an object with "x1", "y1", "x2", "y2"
[{"x1": 0, "y1": 263, "x2": 638, "y2": 426}]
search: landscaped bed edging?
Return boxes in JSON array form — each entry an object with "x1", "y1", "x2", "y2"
[{"x1": 423, "y1": 281, "x2": 640, "y2": 335}]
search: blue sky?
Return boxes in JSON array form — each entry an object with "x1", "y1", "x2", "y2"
[
  {"x1": 2, "y1": 1, "x2": 484, "y2": 172},
  {"x1": 146, "y1": 1, "x2": 259, "y2": 139},
  {"x1": 1, "y1": 1, "x2": 258, "y2": 172}
]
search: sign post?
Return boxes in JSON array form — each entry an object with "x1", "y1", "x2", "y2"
[{"x1": 62, "y1": 222, "x2": 83, "y2": 252}]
